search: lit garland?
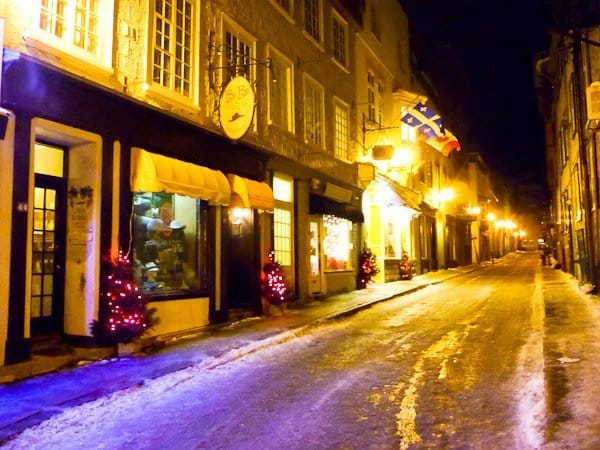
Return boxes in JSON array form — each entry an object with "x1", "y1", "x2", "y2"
[
  {"x1": 357, "y1": 247, "x2": 379, "y2": 289},
  {"x1": 261, "y1": 250, "x2": 288, "y2": 305},
  {"x1": 91, "y1": 249, "x2": 157, "y2": 344}
]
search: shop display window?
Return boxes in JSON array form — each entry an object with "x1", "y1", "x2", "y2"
[
  {"x1": 323, "y1": 214, "x2": 352, "y2": 270},
  {"x1": 132, "y1": 192, "x2": 205, "y2": 296}
]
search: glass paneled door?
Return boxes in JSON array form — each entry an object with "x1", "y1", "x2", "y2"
[{"x1": 31, "y1": 143, "x2": 66, "y2": 335}]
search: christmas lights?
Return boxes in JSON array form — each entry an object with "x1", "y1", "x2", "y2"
[
  {"x1": 357, "y1": 247, "x2": 379, "y2": 289},
  {"x1": 91, "y1": 249, "x2": 158, "y2": 344},
  {"x1": 261, "y1": 250, "x2": 288, "y2": 306}
]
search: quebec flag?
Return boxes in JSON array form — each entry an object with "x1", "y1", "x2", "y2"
[{"x1": 400, "y1": 103, "x2": 445, "y2": 138}]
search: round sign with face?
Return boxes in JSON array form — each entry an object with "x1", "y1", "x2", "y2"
[{"x1": 219, "y1": 76, "x2": 256, "y2": 140}]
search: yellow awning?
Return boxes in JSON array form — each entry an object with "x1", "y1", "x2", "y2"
[
  {"x1": 130, "y1": 148, "x2": 230, "y2": 204},
  {"x1": 227, "y1": 174, "x2": 274, "y2": 212}
]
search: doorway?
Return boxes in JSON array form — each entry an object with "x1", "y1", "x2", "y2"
[
  {"x1": 309, "y1": 217, "x2": 322, "y2": 296},
  {"x1": 31, "y1": 173, "x2": 66, "y2": 336},
  {"x1": 226, "y1": 207, "x2": 260, "y2": 312}
]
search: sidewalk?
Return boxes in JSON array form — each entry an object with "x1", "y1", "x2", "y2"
[{"x1": 0, "y1": 265, "x2": 476, "y2": 443}]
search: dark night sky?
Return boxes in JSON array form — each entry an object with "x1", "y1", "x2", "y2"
[{"x1": 399, "y1": 1, "x2": 552, "y2": 197}]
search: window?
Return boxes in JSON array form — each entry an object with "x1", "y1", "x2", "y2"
[
  {"x1": 370, "y1": 3, "x2": 380, "y2": 40},
  {"x1": 273, "y1": 175, "x2": 294, "y2": 266},
  {"x1": 323, "y1": 214, "x2": 352, "y2": 270},
  {"x1": 152, "y1": 0, "x2": 194, "y2": 97},
  {"x1": 560, "y1": 120, "x2": 569, "y2": 167},
  {"x1": 334, "y1": 99, "x2": 350, "y2": 161},
  {"x1": 367, "y1": 71, "x2": 383, "y2": 124},
  {"x1": 268, "y1": 50, "x2": 294, "y2": 132},
  {"x1": 332, "y1": 11, "x2": 347, "y2": 67},
  {"x1": 304, "y1": 0, "x2": 321, "y2": 42},
  {"x1": 377, "y1": 82, "x2": 384, "y2": 124},
  {"x1": 34, "y1": 0, "x2": 113, "y2": 66},
  {"x1": 272, "y1": 0, "x2": 292, "y2": 14},
  {"x1": 39, "y1": 0, "x2": 99, "y2": 53},
  {"x1": 132, "y1": 192, "x2": 206, "y2": 296},
  {"x1": 304, "y1": 77, "x2": 324, "y2": 147},
  {"x1": 224, "y1": 30, "x2": 252, "y2": 83}
]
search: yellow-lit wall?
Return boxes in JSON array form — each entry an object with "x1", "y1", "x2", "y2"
[
  {"x1": 0, "y1": 113, "x2": 15, "y2": 364},
  {"x1": 147, "y1": 298, "x2": 210, "y2": 337}
]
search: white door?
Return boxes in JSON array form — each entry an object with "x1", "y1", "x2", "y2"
[{"x1": 308, "y1": 218, "x2": 322, "y2": 296}]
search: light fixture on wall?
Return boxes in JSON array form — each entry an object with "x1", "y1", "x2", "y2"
[{"x1": 0, "y1": 108, "x2": 11, "y2": 140}]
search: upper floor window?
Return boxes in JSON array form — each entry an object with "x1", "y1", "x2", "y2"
[
  {"x1": 33, "y1": 0, "x2": 113, "y2": 67},
  {"x1": 367, "y1": 71, "x2": 383, "y2": 125},
  {"x1": 224, "y1": 30, "x2": 252, "y2": 83},
  {"x1": 39, "y1": 0, "x2": 99, "y2": 53},
  {"x1": 268, "y1": 49, "x2": 294, "y2": 132},
  {"x1": 304, "y1": 77, "x2": 324, "y2": 147},
  {"x1": 334, "y1": 99, "x2": 350, "y2": 161},
  {"x1": 271, "y1": 0, "x2": 293, "y2": 15},
  {"x1": 332, "y1": 10, "x2": 347, "y2": 67},
  {"x1": 304, "y1": 0, "x2": 322, "y2": 43},
  {"x1": 560, "y1": 120, "x2": 569, "y2": 167},
  {"x1": 152, "y1": 0, "x2": 194, "y2": 97},
  {"x1": 370, "y1": 3, "x2": 380, "y2": 41}
]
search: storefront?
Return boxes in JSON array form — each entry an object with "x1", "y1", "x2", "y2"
[
  {"x1": 362, "y1": 175, "x2": 420, "y2": 282},
  {"x1": 0, "y1": 53, "x2": 271, "y2": 364},
  {"x1": 308, "y1": 182, "x2": 363, "y2": 296}
]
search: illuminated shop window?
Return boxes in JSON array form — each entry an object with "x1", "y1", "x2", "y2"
[
  {"x1": 385, "y1": 220, "x2": 397, "y2": 257},
  {"x1": 323, "y1": 214, "x2": 351, "y2": 270},
  {"x1": 274, "y1": 208, "x2": 292, "y2": 265},
  {"x1": 273, "y1": 175, "x2": 293, "y2": 266},
  {"x1": 132, "y1": 192, "x2": 205, "y2": 296}
]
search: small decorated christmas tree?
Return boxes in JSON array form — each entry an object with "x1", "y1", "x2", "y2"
[
  {"x1": 92, "y1": 249, "x2": 158, "y2": 344},
  {"x1": 261, "y1": 250, "x2": 288, "y2": 314},
  {"x1": 357, "y1": 247, "x2": 379, "y2": 289}
]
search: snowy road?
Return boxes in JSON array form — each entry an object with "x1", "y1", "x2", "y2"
[{"x1": 3, "y1": 252, "x2": 600, "y2": 449}]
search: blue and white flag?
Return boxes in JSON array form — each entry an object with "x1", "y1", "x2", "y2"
[{"x1": 401, "y1": 103, "x2": 445, "y2": 138}]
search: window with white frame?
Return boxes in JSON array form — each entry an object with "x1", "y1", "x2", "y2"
[
  {"x1": 367, "y1": 71, "x2": 383, "y2": 124},
  {"x1": 273, "y1": 175, "x2": 294, "y2": 266},
  {"x1": 332, "y1": 10, "x2": 347, "y2": 67},
  {"x1": 334, "y1": 99, "x2": 350, "y2": 161},
  {"x1": 34, "y1": 0, "x2": 113, "y2": 66},
  {"x1": 304, "y1": 77, "x2": 324, "y2": 147},
  {"x1": 152, "y1": 0, "x2": 194, "y2": 97},
  {"x1": 304, "y1": 0, "x2": 321, "y2": 42},
  {"x1": 271, "y1": 0, "x2": 293, "y2": 14},
  {"x1": 268, "y1": 50, "x2": 294, "y2": 132},
  {"x1": 377, "y1": 82, "x2": 384, "y2": 124},
  {"x1": 223, "y1": 30, "x2": 253, "y2": 83}
]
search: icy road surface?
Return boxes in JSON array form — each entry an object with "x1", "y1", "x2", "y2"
[{"x1": 3, "y1": 252, "x2": 600, "y2": 449}]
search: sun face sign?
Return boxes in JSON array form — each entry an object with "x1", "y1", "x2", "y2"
[{"x1": 219, "y1": 76, "x2": 256, "y2": 141}]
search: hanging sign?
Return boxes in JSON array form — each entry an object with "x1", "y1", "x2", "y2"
[{"x1": 219, "y1": 76, "x2": 255, "y2": 140}]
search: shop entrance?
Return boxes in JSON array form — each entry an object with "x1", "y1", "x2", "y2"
[
  {"x1": 226, "y1": 208, "x2": 260, "y2": 312},
  {"x1": 30, "y1": 144, "x2": 66, "y2": 336},
  {"x1": 309, "y1": 217, "x2": 322, "y2": 296}
]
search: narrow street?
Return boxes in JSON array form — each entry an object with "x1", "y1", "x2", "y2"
[{"x1": 3, "y1": 252, "x2": 600, "y2": 449}]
